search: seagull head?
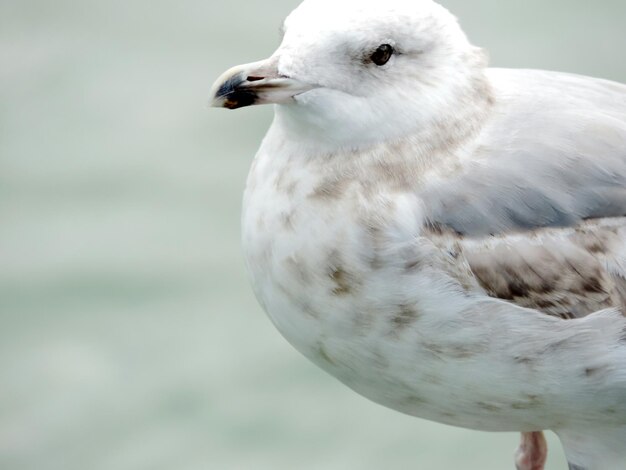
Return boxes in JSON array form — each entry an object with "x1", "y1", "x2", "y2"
[{"x1": 210, "y1": 0, "x2": 489, "y2": 150}]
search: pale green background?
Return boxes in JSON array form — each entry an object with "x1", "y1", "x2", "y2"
[{"x1": 2, "y1": 1, "x2": 625, "y2": 469}]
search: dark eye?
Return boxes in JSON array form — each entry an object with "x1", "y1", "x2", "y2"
[{"x1": 370, "y1": 44, "x2": 394, "y2": 66}]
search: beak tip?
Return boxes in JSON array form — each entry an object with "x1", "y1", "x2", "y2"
[
  {"x1": 209, "y1": 89, "x2": 259, "y2": 110},
  {"x1": 209, "y1": 70, "x2": 256, "y2": 110}
]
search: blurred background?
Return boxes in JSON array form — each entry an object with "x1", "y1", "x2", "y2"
[{"x1": 1, "y1": 0, "x2": 625, "y2": 469}]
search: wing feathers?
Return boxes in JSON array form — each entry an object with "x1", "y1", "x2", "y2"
[{"x1": 427, "y1": 219, "x2": 626, "y2": 318}]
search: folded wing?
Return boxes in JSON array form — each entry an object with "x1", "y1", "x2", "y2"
[{"x1": 420, "y1": 69, "x2": 626, "y2": 317}]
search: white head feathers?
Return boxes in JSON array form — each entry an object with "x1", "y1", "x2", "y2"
[{"x1": 274, "y1": 0, "x2": 489, "y2": 150}]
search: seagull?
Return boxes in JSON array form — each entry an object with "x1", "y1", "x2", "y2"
[{"x1": 209, "y1": 0, "x2": 626, "y2": 468}]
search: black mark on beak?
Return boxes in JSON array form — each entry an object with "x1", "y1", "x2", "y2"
[
  {"x1": 223, "y1": 90, "x2": 258, "y2": 109},
  {"x1": 216, "y1": 73, "x2": 259, "y2": 109}
]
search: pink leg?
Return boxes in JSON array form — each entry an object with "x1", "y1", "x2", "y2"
[{"x1": 515, "y1": 432, "x2": 548, "y2": 470}]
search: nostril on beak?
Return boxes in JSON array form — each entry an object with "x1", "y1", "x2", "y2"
[{"x1": 247, "y1": 76, "x2": 265, "y2": 82}]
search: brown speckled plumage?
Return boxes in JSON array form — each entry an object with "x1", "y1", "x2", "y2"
[{"x1": 425, "y1": 219, "x2": 626, "y2": 320}]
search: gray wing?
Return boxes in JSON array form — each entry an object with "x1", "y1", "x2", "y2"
[
  {"x1": 420, "y1": 69, "x2": 626, "y2": 317},
  {"x1": 421, "y1": 69, "x2": 626, "y2": 237}
]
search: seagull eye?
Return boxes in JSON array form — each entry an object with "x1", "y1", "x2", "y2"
[{"x1": 370, "y1": 44, "x2": 394, "y2": 66}]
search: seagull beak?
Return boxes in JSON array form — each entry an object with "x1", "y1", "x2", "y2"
[{"x1": 210, "y1": 58, "x2": 316, "y2": 109}]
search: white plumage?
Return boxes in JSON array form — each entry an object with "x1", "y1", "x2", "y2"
[{"x1": 210, "y1": 1, "x2": 626, "y2": 468}]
